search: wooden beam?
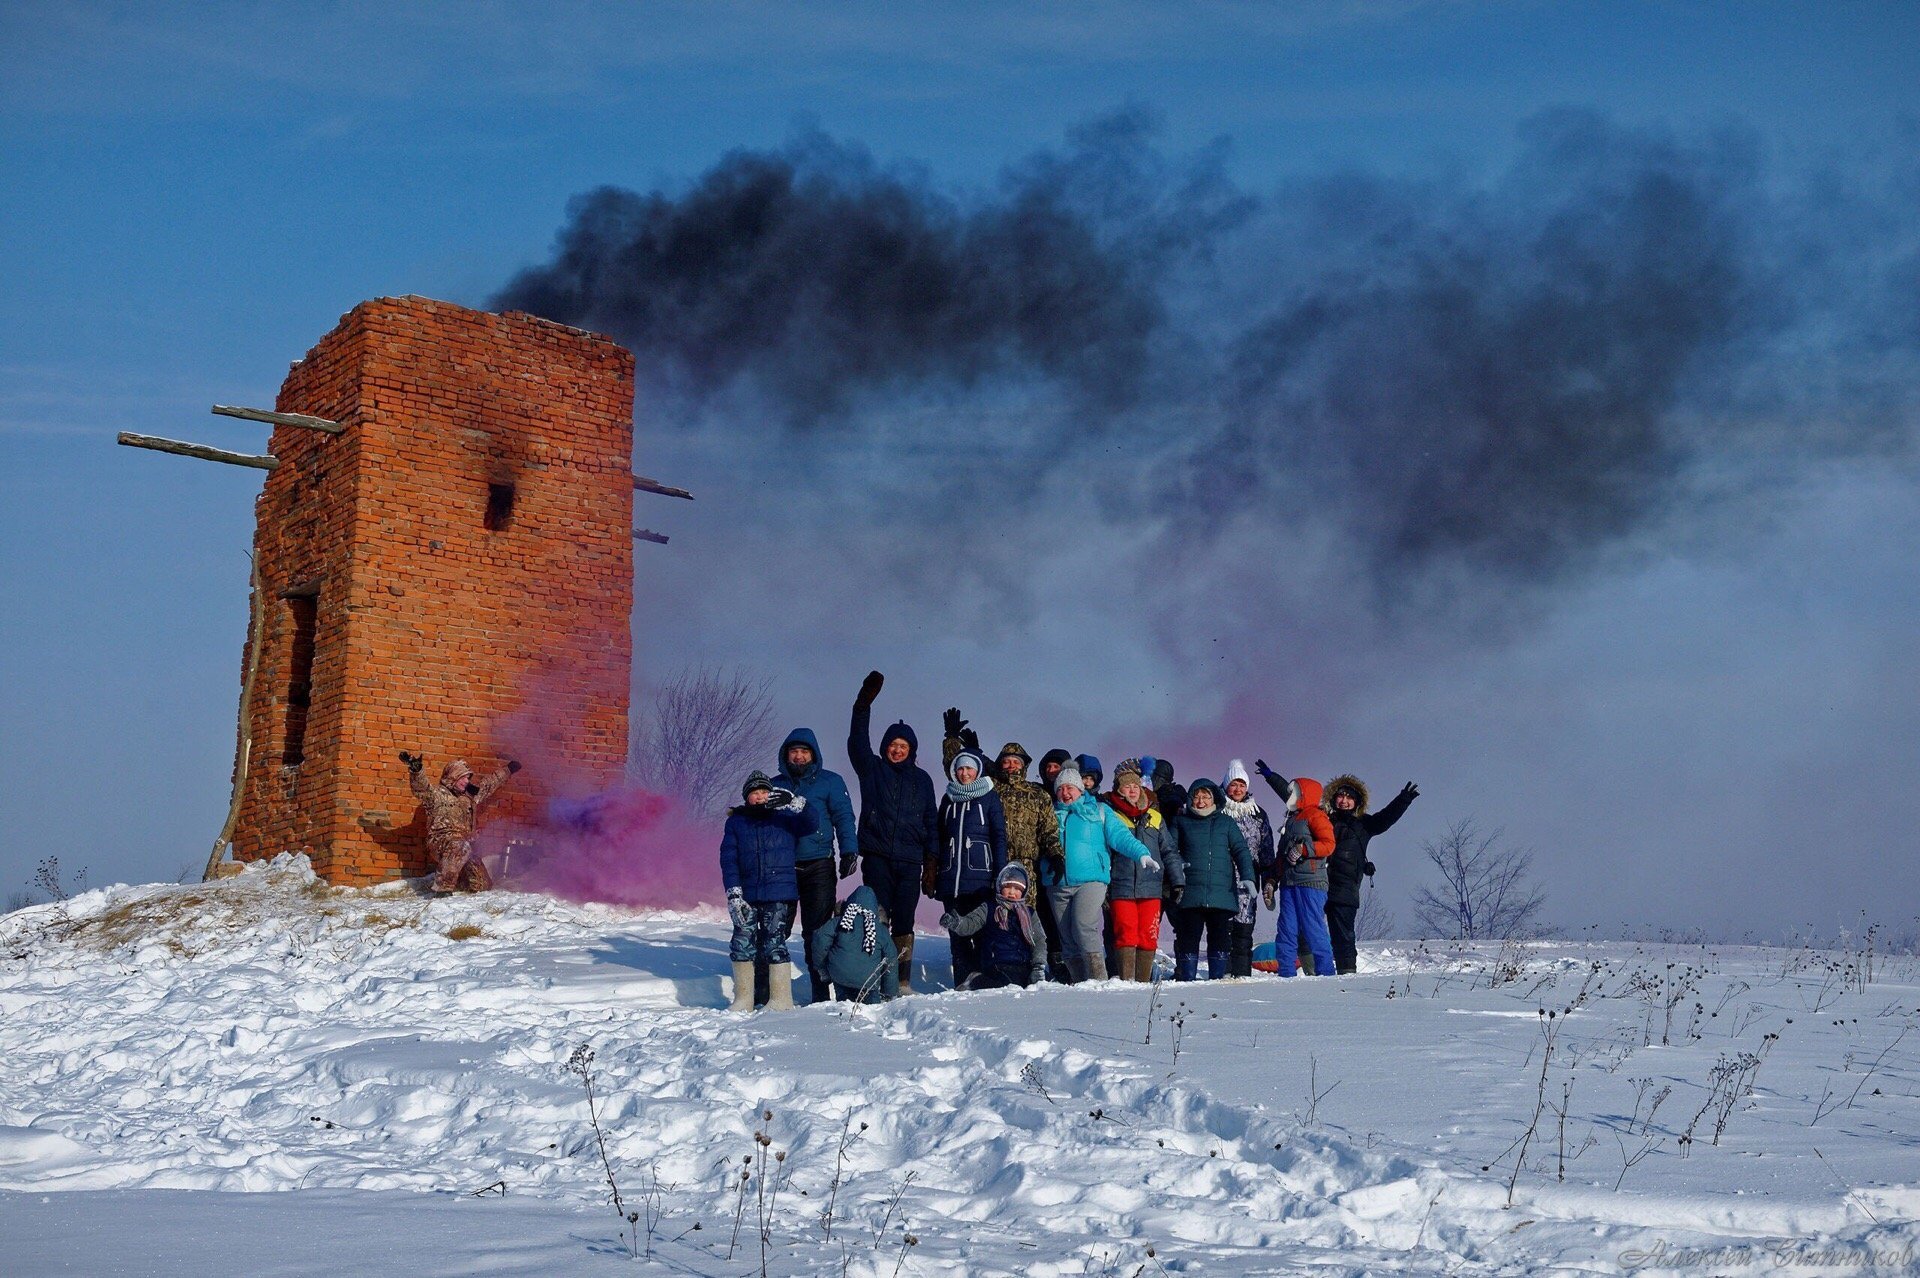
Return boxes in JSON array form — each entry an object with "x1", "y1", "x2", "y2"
[
  {"x1": 633, "y1": 474, "x2": 694, "y2": 501},
  {"x1": 632, "y1": 528, "x2": 670, "y2": 545},
  {"x1": 117, "y1": 431, "x2": 279, "y2": 471},
  {"x1": 211, "y1": 404, "x2": 343, "y2": 434}
]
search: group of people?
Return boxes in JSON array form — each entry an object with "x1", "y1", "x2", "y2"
[{"x1": 719, "y1": 672, "x2": 1419, "y2": 1010}]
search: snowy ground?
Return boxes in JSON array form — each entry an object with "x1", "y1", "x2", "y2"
[{"x1": 2, "y1": 857, "x2": 1916, "y2": 1276}]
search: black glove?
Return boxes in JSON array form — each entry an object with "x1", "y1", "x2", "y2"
[
  {"x1": 465, "y1": 782, "x2": 481, "y2": 796},
  {"x1": 838, "y1": 852, "x2": 858, "y2": 879},
  {"x1": 399, "y1": 751, "x2": 423, "y2": 773},
  {"x1": 1170, "y1": 885, "x2": 1185, "y2": 905},
  {"x1": 959, "y1": 727, "x2": 982, "y2": 754},
  {"x1": 1254, "y1": 758, "x2": 1274, "y2": 778},
  {"x1": 506, "y1": 759, "x2": 522, "y2": 774},
  {"x1": 1399, "y1": 782, "x2": 1419, "y2": 803},
  {"x1": 943, "y1": 708, "x2": 965, "y2": 739},
  {"x1": 856, "y1": 671, "x2": 885, "y2": 709},
  {"x1": 1363, "y1": 860, "x2": 1377, "y2": 878}
]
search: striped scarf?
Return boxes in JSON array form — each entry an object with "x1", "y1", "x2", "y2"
[{"x1": 837, "y1": 901, "x2": 880, "y2": 955}]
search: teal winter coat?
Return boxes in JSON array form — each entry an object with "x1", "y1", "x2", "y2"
[{"x1": 1167, "y1": 781, "x2": 1254, "y2": 912}]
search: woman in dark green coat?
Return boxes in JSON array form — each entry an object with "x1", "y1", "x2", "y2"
[{"x1": 1165, "y1": 779, "x2": 1254, "y2": 981}]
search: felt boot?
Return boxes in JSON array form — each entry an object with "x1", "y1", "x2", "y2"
[
  {"x1": 728, "y1": 961, "x2": 756, "y2": 1012},
  {"x1": 895, "y1": 935, "x2": 915, "y2": 994},
  {"x1": 1084, "y1": 953, "x2": 1109, "y2": 982},
  {"x1": 1113, "y1": 946, "x2": 1139, "y2": 982},
  {"x1": 1135, "y1": 949, "x2": 1157, "y2": 982},
  {"x1": 765, "y1": 964, "x2": 795, "y2": 1011}
]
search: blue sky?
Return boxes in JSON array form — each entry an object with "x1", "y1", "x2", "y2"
[{"x1": 3, "y1": 2, "x2": 1916, "y2": 935}]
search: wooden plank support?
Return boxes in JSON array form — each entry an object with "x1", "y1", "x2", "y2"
[
  {"x1": 633, "y1": 474, "x2": 694, "y2": 500},
  {"x1": 117, "y1": 431, "x2": 279, "y2": 471},
  {"x1": 632, "y1": 528, "x2": 670, "y2": 545},
  {"x1": 212, "y1": 404, "x2": 344, "y2": 434}
]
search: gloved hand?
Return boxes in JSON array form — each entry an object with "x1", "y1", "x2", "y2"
[
  {"x1": 943, "y1": 708, "x2": 966, "y2": 739},
  {"x1": 1398, "y1": 782, "x2": 1420, "y2": 803},
  {"x1": 1253, "y1": 758, "x2": 1275, "y2": 778},
  {"x1": 960, "y1": 727, "x2": 982, "y2": 754},
  {"x1": 921, "y1": 862, "x2": 939, "y2": 897},
  {"x1": 1169, "y1": 885, "x2": 1185, "y2": 906},
  {"x1": 1261, "y1": 882, "x2": 1277, "y2": 910},
  {"x1": 464, "y1": 781, "x2": 481, "y2": 796},
  {"x1": 1364, "y1": 860, "x2": 1376, "y2": 878},
  {"x1": 506, "y1": 759, "x2": 522, "y2": 774},
  {"x1": 1138, "y1": 854, "x2": 1161, "y2": 875},
  {"x1": 768, "y1": 787, "x2": 802, "y2": 811},
  {"x1": 1285, "y1": 845, "x2": 1304, "y2": 867},
  {"x1": 399, "y1": 751, "x2": 423, "y2": 773},
  {"x1": 838, "y1": 852, "x2": 858, "y2": 879},
  {"x1": 938, "y1": 912, "x2": 958, "y2": 930},
  {"x1": 855, "y1": 671, "x2": 885, "y2": 709},
  {"x1": 727, "y1": 888, "x2": 754, "y2": 930}
]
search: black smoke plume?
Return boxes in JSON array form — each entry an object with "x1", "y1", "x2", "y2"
[{"x1": 495, "y1": 108, "x2": 1918, "y2": 613}]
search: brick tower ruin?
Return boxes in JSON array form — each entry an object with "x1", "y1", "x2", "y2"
[{"x1": 226, "y1": 296, "x2": 637, "y2": 885}]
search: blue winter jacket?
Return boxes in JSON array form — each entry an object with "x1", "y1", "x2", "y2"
[
  {"x1": 777, "y1": 728, "x2": 858, "y2": 864},
  {"x1": 719, "y1": 801, "x2": 820, "y2": 903},
  {"x1": 934, "y1": 786, "x2": 1008, "y2": 901},
  {"x1": 1051, "y1": 793, "x2": 1151, "y2": 887},
  {"x1": 847, "y1": 706, "x2": 939, "y2": 865}
]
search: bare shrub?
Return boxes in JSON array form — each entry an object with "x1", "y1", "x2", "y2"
[
  {"x1": 630, "y1": 666, "x2": 777, "y2": 818},
  {"x1": 1410, "y1": 818, "x2": 1546, "y2": 941},
  {"x1": 1356, "y1": 889, "x2": 1397, "y2": 941}
]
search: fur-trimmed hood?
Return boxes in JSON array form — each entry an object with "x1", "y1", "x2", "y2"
[{"x1": 1324, "y1": 773, "x2": 1370, "y2": 816}]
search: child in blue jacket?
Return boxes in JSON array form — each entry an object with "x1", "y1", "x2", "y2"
[{"x1": 720, "y1": 770, "x2": 818, "y2": 1012}]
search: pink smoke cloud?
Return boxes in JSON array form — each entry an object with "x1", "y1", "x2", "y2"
[{"x1": 483, "y1": 786, "x2": 720, "y2": 910}]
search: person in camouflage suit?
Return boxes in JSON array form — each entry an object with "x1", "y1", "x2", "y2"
[
  {"x1": 400, "y1": 752, "x2": 519, "y2": 893},
  {"x1": 940, "y1": 712, "x2": 1063, "y2": 880}
]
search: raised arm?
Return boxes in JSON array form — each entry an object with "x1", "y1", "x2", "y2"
[
  {"x1": 473, "y1": 760, "x2": 518, "y2": 804},
  {"x1": 1252, "y1": 758, "x2": 1293, "y2": 806},
  {"x1": 1364, "y1": 783, "x2": 1419, "y2": 836},
  {"x1": 846, "y1": 671, "x2": 885, "y2": 780}
]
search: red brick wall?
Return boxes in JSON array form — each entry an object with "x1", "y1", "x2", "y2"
[{"x1": 230, "y1": 296, "x2": 635, "y2": 885}]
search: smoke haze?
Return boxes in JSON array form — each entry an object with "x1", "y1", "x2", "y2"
[{"x1": 489, "y1": 109, "x2": 1919, "y2": 936}]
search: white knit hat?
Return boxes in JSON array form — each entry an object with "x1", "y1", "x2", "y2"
[{"x1": 1052, "y1": 766, "x2": 1085, "y2": 796}]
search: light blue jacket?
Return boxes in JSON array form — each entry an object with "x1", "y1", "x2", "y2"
[{"x1": 1052, "y1": 793, "x2": 1151, "y2": 887}]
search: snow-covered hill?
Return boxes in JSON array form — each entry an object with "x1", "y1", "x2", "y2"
[{"x1": 2, "y1": 856, "x2": 1915, "y2": 1276}]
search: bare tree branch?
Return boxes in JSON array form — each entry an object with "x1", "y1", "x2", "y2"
[
  {"x1": 1357, "y1": 889, "x2": 1398, "y2": 942},
  {"x1": 630, "y1": 667, "x2": 778, "y2": 818},
  {"x1": 1410, "y1": 817, "x2": 1546, "y2": 940}
]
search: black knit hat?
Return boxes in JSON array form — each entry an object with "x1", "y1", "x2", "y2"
[{"x1": 741, "y1": 770, "x2": 775, "y2": 800}]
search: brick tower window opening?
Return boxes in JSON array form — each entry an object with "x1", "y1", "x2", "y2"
[
  {"x1": 283, "y1": 594, "x2": 317, "y2": 766},
  {"x1": 484, "y1": 482, "x2": 516, "y2": 532}
]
